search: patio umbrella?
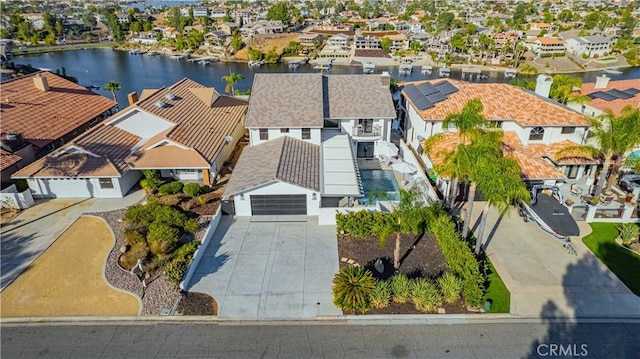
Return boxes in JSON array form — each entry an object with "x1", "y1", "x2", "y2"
[
  {"x1": 377, "y1": 141, "x2": 399, "y2": 158},
  {"x1": 392, "y1": 162, "x2": 418, "y2": 174}
]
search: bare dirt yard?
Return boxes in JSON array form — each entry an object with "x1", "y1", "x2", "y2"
[{"x1": 235, "y1": 33, "x2": 300, "y2": 61}]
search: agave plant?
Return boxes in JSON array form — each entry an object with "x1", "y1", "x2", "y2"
[
  {"x1": 618, "y1": 223, "x2": 640, "y2": 245},
  {"x1": 437, "y1": 273, "x2": 464, "y2": 304},
  {"x1": 390, "y1": 273, "x2": 412, "y2": 303},
  {"x1": 370, "y1": 280, "x2": 392, "y2": 309},
  {"x1": 332, "y1": 266, "x2": 375, "y2": 313},
  {"x1": 411, "y1": 278, "x2": 443, "y2": 313}
]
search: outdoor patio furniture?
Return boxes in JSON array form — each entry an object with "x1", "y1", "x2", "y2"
[
  {"x1": 580, "y1": 195, "x2": 592, "y2": 204},
  {"x1": 600, "y1": 196, "x2": 614, "y2": 206},
  {"x1": 570, "y1": 183, "x2": 582, "y2": 195}
]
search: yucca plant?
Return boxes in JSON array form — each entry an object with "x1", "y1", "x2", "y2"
[
  {"x1": 390, "y1": 273, "x2": 412, "y2": 303},
  {"x1": 332, "y1": 265, "x2": 375, "y2": 313},
  {"x1": 618, "y1": 223, "x2": 640, "y2": 245},
  {"x1": 411, "y1": 278, "x2": 442, "y2": 313},
  {"x1": 370, "y1": 280, "x2": 392, "y2": 309},
  {"x1": 437, "y1": 273, "x2": 464, "y2": 304}
]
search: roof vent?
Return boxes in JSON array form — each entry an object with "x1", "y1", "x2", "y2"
[
  {"x1": 166, "y1": 93, "x2": 177, "y2": 100},
  {"x1": 155, "y1": 100, "x2": 167, "y2": 108},
  {"x1": 224, "y1": 135, "x2": 233, "y2": 143}
]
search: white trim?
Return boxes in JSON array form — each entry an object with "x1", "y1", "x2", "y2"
[
  {"x1": 52, "y1": 145, "x2": 100, "y2": 158},
  {"x1": 145, "y1": 138, "x2": 190, "y2": 150}
]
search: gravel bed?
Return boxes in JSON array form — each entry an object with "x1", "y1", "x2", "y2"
[{"x1": 87, "y1": 210, "x2": 212, "y2": 316}]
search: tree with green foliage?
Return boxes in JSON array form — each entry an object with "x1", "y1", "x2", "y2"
[
  {"x1": 436, "y1": 12, "x2": 455, "y2": 31},
  {"x1": 283, "y1": 40, "x2": 302, "y2": 54},
  {"x1": 380, "y1": 36, "x2": 391, "y2": 53},
  {"x1": 266, "y1": 2, "x2": 299, "y2": 25},
  {"x1": 221, "y1": 72, "x2": 244, "y2": 95},
  {"x1": 332, "y1": 266, "x2": 375, "y2": 313},
  {"x1": 230, "y1": 35, "x2": 243, "y2": 52},
  {"x1": 549, "y1": 74, "x2": 586, "y2": 104},
  {"x1": 264, "y1": 47, "x2": 280, "y2": 62},
  {"x1": 103, "y1": 81, "x2": 121, "y2": 109}
]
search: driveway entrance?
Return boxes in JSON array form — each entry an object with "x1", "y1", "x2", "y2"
[
  {"x1": 469, "y1": 204, "x2": 640, "y2": 317},
  {"x1": 186, "y1": 217, "x2": 342, "y2": 319}
]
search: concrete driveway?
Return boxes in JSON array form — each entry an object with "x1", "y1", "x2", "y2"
[
  {"x1": 469, "y1": 204, "x2": 640, "y2": 318},
  {"x1": 0, "y1": 190, "x2": 145, "y2": 291},
  {"x1": 187, "y1": 217, "x2": 342, "y2": 319}
]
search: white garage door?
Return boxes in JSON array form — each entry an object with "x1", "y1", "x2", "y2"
[{"x1": 42, "y1": 179, "x2": 96, "y2": 198}]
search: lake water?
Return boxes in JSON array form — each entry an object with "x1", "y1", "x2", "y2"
[{"x1": 14, "y1": 49, "x2": 640, "y2": 108}]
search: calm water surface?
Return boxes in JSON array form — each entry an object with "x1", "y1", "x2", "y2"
[{"x1": 15, "y1": 49, "x2": 640, "y2": 108}]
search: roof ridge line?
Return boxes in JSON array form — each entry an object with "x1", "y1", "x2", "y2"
[{"x1": 274, "y1": 136, "x2": 288, "y2": 181}]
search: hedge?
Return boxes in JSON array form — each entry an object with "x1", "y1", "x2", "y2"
[
  {"x1": 182, "y1": 183, "x2": 202, "y2": 197},
  {"x1": 428, "y1": 214, "x2": 484, "y2": 306},
  {"x1": 158, "y1": 181, "x2": 184, "y2": 195}
]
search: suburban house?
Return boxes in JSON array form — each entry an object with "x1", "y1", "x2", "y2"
[
  {"x1": 326, "y1": 33, "x2": 351, "y2": 49},
  {"x1": 354, "y1": 35, "x2": 381, "y2": 50},
  {"x1": 526, "y1": 37, "x2": 566, "y2": 56},
  {"x1": 223, "y1": 73, "x2": 396, "y2": 217},
  {"x1": 240, "y1": 20, "x2": 284, "y2": 35},
  {"x1": 12, "y1": 78, "x2": 248, "y2": 198},
  {"x1": 1, "y1": 71, "x2": 116, "y2": 187},
  {"x1": 193, "y1": 7, "x2": 210, "y2": 18},
  {"x1": 298, "y1": 33, "x2": 323, "y2": 49},
  {"x1": 219, "y1": 22, "x2": 239, "y2": 36},
  {"x1": 565, "y1": 35, "x2": 611, "y2": 58},
  {"x1": 398, "y1": 76, "x2": 595, "y2": 195},
  {"x1": 567, "y1": 75, "x2": 640, "y2": 117}
]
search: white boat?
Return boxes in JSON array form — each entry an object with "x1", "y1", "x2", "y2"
[
  {"x1": 421, "y1": 65, "x2": 432, "y2": 75},
  {"x1": 248, "y1": 60, "x2": 265, "y2": 67},
  {"x1": 145, "y1": 51, "x2": 159, "y2": 56},
  {"x1": 602, "y1": 69, "x2": 623, "y2": 75},
  {"x1": 363, "y1": 62, "x2": 375, "y2": 74},
  {"x1": 198, "y1": 60, "x2": 211, "y2": 65},
  {"x1": 170, "y1": 55, "x2": 185, "y2": 60},
  {"x1": 129, "y1": 49, "x2": 142, "y2": 55},
  {"x1": 504, "y1": 69, "x2": 517, "y2": 78},
  {"x1": 399, "y1": 64, "x2": 412, "y2": 75},
  {"x1": 439, "y1": 67, "x2": 451, "y2": 77}
]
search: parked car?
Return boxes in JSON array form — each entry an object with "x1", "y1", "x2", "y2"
[{"x1": 619, "y1": 174, "x2": 640, "y2": 192}]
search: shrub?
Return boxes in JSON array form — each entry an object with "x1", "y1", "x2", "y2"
[
  {"x1": 183, "y1": 183, "x2": 201, "y2": 197},
  {"x1": 149, "y1": 238, "x2": 174, "y2": 257},
  {"x1": 618, "y1": 223, "x2": 640, "y2": 245},
  {"x1": 332, "y1": 265, "x2": 375, "y2": 313},
  {"x1": 390, "y1": 274, "x2": 412, "y2": 303},
  {"x1": 437, "y1": 273, "x2": 464, "y2": 304},
  {"x1": 370, "y1": 279, "x2": 392, "y2": 309},
  {"x1": 158, "y1": 181, "x2": 184, "y2": 195},
  {"x1": 119, "y1": 242, "x2": 149, "y2": 270},
  {"x1": 146, "y1": 222, "x2": 180, "y2": 251},
  {"x1": 165, "y1": 259, "x2": 187, "y2": 287},
  {"x1": 411, "y1": 278, "x2": 442, "y2": 313},
  {"x1": 154, "y1": 206, "x2": 188, "y2": 228},
  {"x1": 140, "y1": 177, "x2": 162, "y2": 193},
  {"x1": 124, "y1": 229, "x2": 146, "y2": 246},
  {"x1": 197, "y1": 196, "x2": 207, "y2": 205},
  {"x1": 173, "y1": 241, "x2": 199, "y2": 263},
  {"x1": 124, "y1": 203, "x2": 161, "y2": 229},
  {"x1": 183, "y1": 218, "x2": 199, "y2": 234}
]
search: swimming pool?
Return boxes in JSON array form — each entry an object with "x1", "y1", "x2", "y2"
[{"x1": 359, "y1": 169, "x2": 401, "y2": 205}]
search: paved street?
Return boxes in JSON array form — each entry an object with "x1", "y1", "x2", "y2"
[
  {"x1": 2, "y1": 321, "x2": 638, "y2": 358},
  {"x1": 187, "y1": 216, "x2": 342, "y2": 319},
  {"x1": 468, "y1": 204, "x2": 640, "y2": 317}
]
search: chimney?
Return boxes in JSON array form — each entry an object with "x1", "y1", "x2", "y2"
[
  {"x1": 127, "y1": 92, "x2": 139, "y2": 105},
  {"x1": 594, "y1": 75, "x2": 610, "y2": 89},
  {"x1": 534, "y1": 74, "x2": 553, "y2": 98},
  {"x1": 380, "y1": 71, "x2": 391, "y2": 88},
  {"x1": 33, "y1": 74, "x2": 49, "y2": 92}
]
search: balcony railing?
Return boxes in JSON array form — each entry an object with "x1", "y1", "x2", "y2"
[{"x1": 353, "y1": 124, "x2": 381, "y2": 137}]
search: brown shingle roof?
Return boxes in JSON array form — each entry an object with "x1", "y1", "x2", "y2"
[
  {"x1": 246, "y1": 74, "x2": 395, "y2": 128},
  {"x1": 1, "y1": 149, "x2": 22, "y2": 171},
  {"x1": 578, "y1": 79, "x2": 640, "y2": 116},
  {"x1": 403, "y1": 79, "x2": 590, "y2": 127},
  {"x1": 13, "y1": 124, "x2": 140, "y2": 178},
  {"x1": 127, "y1": 146, "x2": 210, "y2": 169},
  {"x1": 0, "y1": 71, "x2": 116, "y2": 149},
  {"x1": 224, "y1": 136, "x2": 320, "y2": 196}
]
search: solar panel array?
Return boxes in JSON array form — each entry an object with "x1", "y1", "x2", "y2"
[
  {"x1": 588, "y1": 88, "x2": 640, "y2": 102},
  {"x1": 403, "y1": 81, "x2": 459, "y2": 111}
]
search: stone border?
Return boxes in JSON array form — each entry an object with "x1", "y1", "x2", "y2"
[{"x1": 614, "y1": 237, "x2": 640, "y2": 256}]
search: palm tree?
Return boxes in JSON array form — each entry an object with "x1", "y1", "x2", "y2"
[
  {"x1": 103, "y1": 81, "x2": 121, "y2": 109},
  {"x1": 556, "y1": 106, "x2": 640, "y2": 195},
  {"x1": 549, "y1": 74, "x2": 590, "y2": 104},
  {"x1": 222, "y1": 72, "x2": 244, "y2": 95},
  {"x1": 474, "y1": 156, "x2": 531, "y2": 255}
]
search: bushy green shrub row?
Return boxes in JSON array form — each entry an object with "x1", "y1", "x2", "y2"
[
  {"x1": 335, "y1": 207, "x2": 434, "y2": 238},
  {"x1": 159, "y1": 181, "x2": 184, "y2": 195},
  {"x1": 332, "y1": 267, "x2": 465, "y2": 314},
  {"x1": 428, "y1": 215, "x2": 484, "y2": 307}
]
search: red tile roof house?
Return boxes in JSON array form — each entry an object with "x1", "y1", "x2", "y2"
[
  {"x1": 398, "y1": 75, "x2": 596, "y2": 198},
  {"x1": 223, "y1": 73, "x2": 396, "y2": 219},
  {"x1": 12, "y1": 78, "x2": 248, "y2": 198},
  {"x1": 1, "y1": 71, "x2": 117, "y2": 188}
]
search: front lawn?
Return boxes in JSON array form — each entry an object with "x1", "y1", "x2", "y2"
[
  {"x1": 582, "y1": 223, "x2": 640, "y2": 296},
  {"x1": 482, "y1": 259, "x2": 510, "y2": 313}
]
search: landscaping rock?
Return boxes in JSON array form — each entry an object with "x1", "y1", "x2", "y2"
[{"x1": 120, "y1": 244, "x2": 129, "y2": 253}]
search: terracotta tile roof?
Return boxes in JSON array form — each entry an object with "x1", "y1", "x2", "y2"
[
  {"x1": 528, "y1": 140, "x2": 598, "y2": 165},
  {"x1": 423, "y1": 131, "x2": 567, "y2": 180},
  {"x1": 224, "y1": 136, "x2": 320, "y2": 196},
  {"x1": 1, "y1": 149, "x2": 22, "y2": 171},
  {"x1": 402, "y1": 79, "x2": 589, "y2": 127},
  {"x1": 0, "y1": 71, "x2": 116, "y2": 149},
  {"x1": 13, "y1": 124, "x2": 140, "y2": 178},
  {"x1": 578, "y1": 79, "x2": 640, "y2": 116},
  {"x1": 127, "y1": 146, "x2": 209, "y2": 169},
  {"x1": 528, "y1": 37, "x2": 565, "y2": 45},
  {"x1": 247, "y1": 74, "x2": 395, "y2": 128},
  {"x1": 135, "y1": 79, "x2": 248, "y2": 164}
]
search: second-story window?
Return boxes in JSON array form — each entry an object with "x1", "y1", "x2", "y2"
[
  {"x1": 529, "y1": 127, "x2": 545, "y2": 141},
  {"x1": 302, "y1": 128, "x2": 311, "y2": 140},
  {"x1": 280, "y1": 128, "x2": 289, "y2": 133},
  {"x1": 259, "y1": 129, "x2": 268, "y2": 141},
  {"x1": 561, "y1": 127, "x2": 576, "y2": 134}
]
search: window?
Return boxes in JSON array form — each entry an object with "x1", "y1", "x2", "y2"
[
  {"x1": 259, "y1": 129, "x2": 268, "y2": 140},
  {"x1": 99, "y1": 178, "x2": 114, "y2": 189},
  {"x1": 302, "y1": 128, "x2": 311, "y2": 139},
  {"x1": 529, "y1": 127, "x2": 545, "y2": 141},
  {"x1": 280, "y1": 128, "x2": 289, "y2": 133},
  {"x1": 561, "y1": 127, "x2": 575, "y2": 134},
  {"x1": 324, "y1": 119, "x2": 339, "y2": 128},
  {"x1": 176, "y1": 169, "x2": 197, "y2": 174}
]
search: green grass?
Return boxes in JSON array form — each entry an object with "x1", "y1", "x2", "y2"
[
  {"x1": 482, "y1": 259, "x2": 510, "y2": 313},
  {"x1": 582, "y1": 223, "x2": 640, "y2": 296}
]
